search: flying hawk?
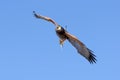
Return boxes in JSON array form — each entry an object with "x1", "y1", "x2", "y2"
[{"x1": 33, "y1": 11, "x2": 97, "y2": 64}]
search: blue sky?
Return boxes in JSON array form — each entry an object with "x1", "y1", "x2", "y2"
[{"x1": 0, "y1": 0, "x2": 120, "y2": 80}]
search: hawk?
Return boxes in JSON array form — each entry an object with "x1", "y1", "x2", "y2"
[{"x1": 33, "y1": 11, "x2": 97, "y2": 64}]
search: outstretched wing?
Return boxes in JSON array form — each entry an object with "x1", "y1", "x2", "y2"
[
  {"x1": 33, "y1": 11, "x2": 58, "y2": 27},
  {"x1": 65, "y1": 32, "x2": 96, "y2": 63}
]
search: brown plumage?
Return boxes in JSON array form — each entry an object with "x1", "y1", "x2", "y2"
[{"x1": 33, "y1": 11, "x2": 97, "y2": 64}]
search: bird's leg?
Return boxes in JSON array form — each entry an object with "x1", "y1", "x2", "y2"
[{"x1": 59, "y1": 39, "x2": 66, "y2": 47}]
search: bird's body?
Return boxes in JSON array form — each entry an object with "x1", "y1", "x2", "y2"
[
  {"x1": 55, "y1": 26, "x2": 68, "y2": 46},
  {"x1": 33, "y1": 11, "x2": 97, "y2": 64}
]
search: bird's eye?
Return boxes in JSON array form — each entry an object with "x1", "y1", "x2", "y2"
[{"x1": 57, "y1": 26, "x2": 61, "y2": 30}]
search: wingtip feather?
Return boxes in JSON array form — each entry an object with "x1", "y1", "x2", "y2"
[
  {"x1": 87, "y1": 49, "x2": 97, "y2": 64},
  {"x1": 33, "y1": 11, "x2": 39, "y2": 18}
]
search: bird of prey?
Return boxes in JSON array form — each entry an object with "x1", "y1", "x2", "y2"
[{"x1": 33, "y1": 11, "x2": 97, "y2": 64}]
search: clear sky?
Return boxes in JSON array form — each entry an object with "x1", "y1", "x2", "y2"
[{"x1": 0, "y1": 0, "x2": 120, "y2": 80}]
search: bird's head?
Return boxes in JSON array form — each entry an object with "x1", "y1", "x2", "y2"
[{"x1": 56, "y1": 25, "x2": 66, "y2": 34}]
